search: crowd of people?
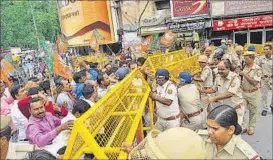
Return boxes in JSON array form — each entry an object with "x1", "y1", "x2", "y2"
[{"x1": 0, "y1": 40, "x2": 272, "y2": 159}]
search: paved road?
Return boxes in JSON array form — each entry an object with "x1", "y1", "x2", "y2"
[{"x1": 242, "y1": 91, "x2": 272, "y2": 159}]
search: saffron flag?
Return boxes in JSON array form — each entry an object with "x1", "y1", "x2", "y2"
[
  {"x1": 0, "y1": 69, "x2": 10, "y2": 84},
  {"x1": 141, "y1": 35, "x2": 153, "y2": 51},
  {"x1": 160, "y1": 30, "x2": 176, "y2": 47},
  {"x1": 1, "y1": 59, "x2": 15, "y2": 73},
  {"x1": 53, "y1": 52, "x2": 72, "y2": 79},
  {"x1": 89, "y1": 34, "x2": 99, "y2": 51},
  {"x1": 56, "y1": 35, "x2": 68, "y2": 53}
]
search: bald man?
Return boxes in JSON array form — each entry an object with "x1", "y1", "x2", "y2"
[{"x1": 200, "y1": 60, "x2": 245, "y2": 126}]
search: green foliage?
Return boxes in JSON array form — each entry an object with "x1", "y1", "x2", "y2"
[{"x1": 1, "y1": 1, "x2": 61, "y2": 49}]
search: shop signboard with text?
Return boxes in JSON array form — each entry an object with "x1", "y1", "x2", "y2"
[
  {"x1": 58, "y1": 1, "x2": 115, "y2": 46},
  {"x1": 213, "y1": 15, "x2": 273, "y2": 31},
  {"x1": 168, "y1": 21, "x2": 205, "y2": 33},
  {"x1": 211, "y1": 1, "x2": 272, "y2": 17},
  {"x1": 170, "y1": 0, "x2": 208, "y2": 19}
]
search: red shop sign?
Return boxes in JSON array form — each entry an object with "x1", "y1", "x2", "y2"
[
  {"x1": 171, "y1": 0, "x2": 208, "y2": 18},
  {"x1": 213, "y1": 15, "x2": 273, "y2": 31}
]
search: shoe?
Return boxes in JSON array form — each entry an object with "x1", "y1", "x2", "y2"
[
  {"x1": 241, "y1": 128, "x2": 247, "y2": 134},
  {"x1": 248, "y1": 129, "x2": 255, "y2": 135},
  {"x1": 261, "y1": 110, "x2": 267, "y2": 116}
]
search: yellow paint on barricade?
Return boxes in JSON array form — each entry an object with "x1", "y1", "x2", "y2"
[
  {"x1": 244, "y1": 43, "x2": 273, "y2": 56},
  {"x1": 63, "y1": 69, "x2": 151, "y2": 159},
  {"x1": 140, "y1": 49, "x2": 187, "y2": 76},
  {"x1": 165, "y1": 54, "x2": 201, "y2": 84}
]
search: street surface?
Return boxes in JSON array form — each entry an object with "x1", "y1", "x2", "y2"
[{"x1": 243, "y1": 91, "x2": 272, "y2": 159}]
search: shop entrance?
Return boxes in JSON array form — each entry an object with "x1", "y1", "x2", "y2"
[
  {"x1": 234, "y1": 31, "x2": 248, "y2": 46},
  {"x1": 250, "y1": 30, "x2": 263, "y2": 44}
]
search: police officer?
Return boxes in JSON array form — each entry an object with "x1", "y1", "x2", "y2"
[
  {"x1": 193, "y1": 55, "x2": 213, "y2": 89},
  {"x1": 178, "y1": 72, "x2": 205, "y2": 131},
  {"x1": 234, "y1": 45, "x2": 245, "y2": 72},
  {"x1": 150, "y1": 69, "x2": 180, "y2": 132},
  {"x1": 0, "y1": 116, "x2": 35, "y2": 159},
  {"x1": 198, "y1": 105, "x2": 260, "y2": 159},
  {"x1": 259, "y1": 44, "x2": 273, "y2": 116},
  {"x1": 201, "y1": 60, "x2": 245, "y2": 126},
  {"x1": 240, "y1": 51, "x2": 262, "y2": 135}
]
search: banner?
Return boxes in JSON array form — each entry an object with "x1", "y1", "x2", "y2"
[
  {"x1": 160, "y1": 31, "x2": 176, "y2": 47},
  {"x1": 58, "y1": 1, "x2": 115, "y2": 46},
  {"x1": 213, "y1": 15, "x2": 273, "y2": 31},
  {"x1": 171, "y1": 0, "x2": 208, "y2": 19}
]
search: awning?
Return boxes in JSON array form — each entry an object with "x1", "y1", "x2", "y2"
[{"x1": 140, "y1": 25, "x2": 167, "y2": 36}]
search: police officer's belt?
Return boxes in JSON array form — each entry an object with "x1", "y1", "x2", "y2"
[
  {"x1": 162, "y1": 113, "x2": 181, "y2": 121},
  {"x1": 234, "y1": 103, "x2": 243, "y2": 110},
  {"x1": 185, "y1": 109, "x2": 203, "y2": 118},
  {"x1": 241, "y1": 87, "x2": 258, "y2": 93}
]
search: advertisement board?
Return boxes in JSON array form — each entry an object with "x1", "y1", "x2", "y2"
[
  {"x1": 170, "y1": 0, "x2": 208, "y2": 19},
  {"x1": 213, "y1": 15, "x2": 273, "y2": 31},
  {"x1": 58, "y1": 1, "x2": 115, "y2": 46},
  {"x1": 211, "y1": 1, "x2": 272, "y2": 17}
]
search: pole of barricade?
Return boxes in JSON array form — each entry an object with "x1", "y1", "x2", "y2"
[{"x1": 149, "y1": 97, "x2": 154, "y2": 129}]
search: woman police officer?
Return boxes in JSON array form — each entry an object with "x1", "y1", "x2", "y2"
[{"x1": 198, "y1": 104, "x2": 260, "y2": 159}]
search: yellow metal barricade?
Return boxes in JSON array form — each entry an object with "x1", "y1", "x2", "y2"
[
  {"x1": 140, "y1": 49, "x2": 187, "y2": 76},
  {"x1": 63, "y1": 69, "x2": 151, "y2": 159},
  {"x1": 165, "y1": 54, "x2": 201, "y2": 84},
  {"x1": 244, "y1": 43, "x2": 273, "y2": 56}
]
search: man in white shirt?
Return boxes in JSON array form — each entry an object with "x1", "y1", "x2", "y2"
[
  {"x1": 150, "y1": 69, "x2": 180, "y2": 132},
  {"x1": 56, "y1": 78, "x2": 74, "y2": 112},
  {"x1": 9, "y1": 85, "x2": 28, "y2": 142}
]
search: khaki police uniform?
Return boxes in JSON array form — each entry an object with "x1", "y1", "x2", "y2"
[
  {"x1": 212, "y1": 72, "x2": 245, "y2": 126},
  {"x1": 0, "y1": 116, "x2": 35, "y2": 159},
  {"x1": 223, "y1": 53, "x2": 238, "y2": 70},
  {"x1": 154, "y1": 80, "x2": 180, "y2": 132},
  {"x1": 178, "y1": 83, "x2": 205, "y2": 130},
  {"x1": 6, "y1": 143, "x2": 35, "y2": 159},
  {"x1": 200, "y1": 65, "x2": 213, "y2": 88},
  {"x1": 198, "y1": 130, "x2": 260, "y2": 159},
  {"x1": 258, "y1": 55, "x2": 273, "y2": 110},
  {"x1": 241, "y1": 63, "x2": 262, "y2": 130}
]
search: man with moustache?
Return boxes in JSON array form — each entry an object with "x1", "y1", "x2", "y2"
[
  {"x1": 25, "y1": 97, "x2": 74, "y2": 147},
  {"x1": 201, "y1": 60, "x2": 245, "y2": 126}
]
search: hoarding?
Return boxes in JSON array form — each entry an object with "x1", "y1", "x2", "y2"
[
  {"x1": 170, "y1": 0, "x2": 208, "y2": 19},
  {"x1": 211, "y1": 1, "x2": 272, "y2": 17},
  {"x1": 57, "y1": 1, "x2": 115, "y2": 46},
  {"x1": 213, "y1": 15, "x2": 273, "y2": 31}
]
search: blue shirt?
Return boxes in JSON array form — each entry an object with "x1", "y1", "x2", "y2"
[
  {"x1": 88, "y1": 68, "x2": 98, "y2": 81},
  {"x1": 72, "y1": 83, "x2": 84, "y2": 100},
  {"x1": 56, "y1": 92, "x2": 74, "y2": 111}
]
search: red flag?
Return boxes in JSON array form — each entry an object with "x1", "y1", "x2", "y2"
[{"x1": 53, "y1": 52, "x2": 72, "y2": 79}]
